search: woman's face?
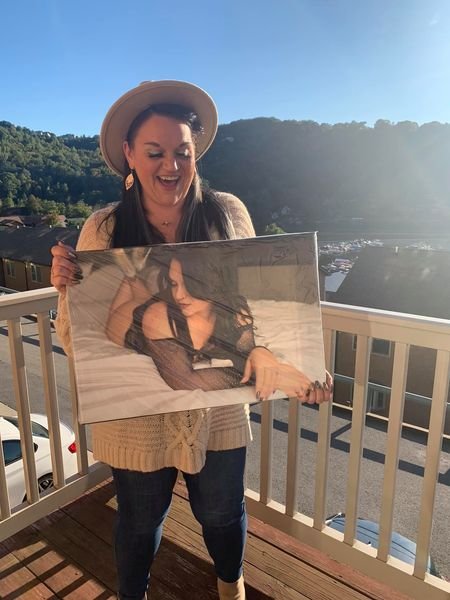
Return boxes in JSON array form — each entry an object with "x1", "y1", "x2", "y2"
[
  {"x1": 123, "y1": 114, "x2": 196, "y2": 209},
  {"x1": 168, "y1": 259, "x2": 212, "y2": 318}
]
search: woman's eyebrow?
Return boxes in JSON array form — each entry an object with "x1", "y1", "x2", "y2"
[{"x1": 143, "y1": 141, "x2": 192, "y2": 147}]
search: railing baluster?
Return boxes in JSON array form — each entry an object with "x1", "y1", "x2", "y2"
[
  {"x1": 259, "y1": 400, "x2": 274, "y2": 505},
  {"x1": 314, "y1": 328, "x2": 335, "y2": 529},
  {"x1": 344, "y1": 334, "x2": 370, "y2": 546},
  {"x1": 0, "y1": 431, "x2": 11, "y2": 519},
  {"x1": 377, "y1": 342, "x2": 409, "y2": 562},
  {"x1": 7, "y1": 318, "x2": 39, "y2": 504},
  {"x1": 68, "y1": 356, "x2": 89, "y2": 474},
  {"x1": 285, "y1": 398, "x2": 300, "y2": 516},
  {"x1": 37, "y1": 312, "x2": 65, "y2": 488},
  {"x1": 414, "y1": 349, "x2": 450, "y2": 579}
]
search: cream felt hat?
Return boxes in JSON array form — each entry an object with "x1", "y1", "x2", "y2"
[{"x1": 100, "y1": 80, "x2": 218, "y2": 177}]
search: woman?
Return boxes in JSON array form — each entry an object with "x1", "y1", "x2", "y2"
[{"x1": 51, "y1": 80, "x2": 332, "y2": 600}]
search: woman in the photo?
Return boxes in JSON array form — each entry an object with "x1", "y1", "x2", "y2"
[
  {"x1": 107, "y1": 250, "x2": 317, "y2": 398},
  {"x1": 50, "y1": 80, "x2": 332, "y2": 600}
]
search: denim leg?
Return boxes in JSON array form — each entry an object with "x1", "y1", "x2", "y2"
[
  {"x1": 112, "y1": 467, "x2": 178, "y2": 600},
  {"x1": 184, "y1": 447, "x2": 247, "y2": 583}
]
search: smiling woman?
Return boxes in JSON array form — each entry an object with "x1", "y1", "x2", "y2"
[{"x1": 50, "y1": 79, "x2": 331, "y2": 600}]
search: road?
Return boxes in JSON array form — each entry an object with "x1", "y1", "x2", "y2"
[{"x1": 1, "y1": 318, "x2": 449, "y2": 579}]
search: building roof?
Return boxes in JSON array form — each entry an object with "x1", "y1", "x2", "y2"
[
  {"x1": 325, "y1": 271, "x2": 348, "y2": 294},
  {"x1": 0, "y1": 226, "x2": 80, "y2": 266},
  {"x1": 0, "y1": 216, "x2": 43, "y2": 227},
  {"x1": 332, "y1": 246, "x2": 450, "y2": 320}
]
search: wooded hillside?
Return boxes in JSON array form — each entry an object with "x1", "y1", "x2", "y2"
[{"x1": 1, "y1": 118, "x2": 449, "y2": 234}]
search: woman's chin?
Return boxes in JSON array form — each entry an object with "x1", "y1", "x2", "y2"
[{"x1": 143, "y1": 189, "x2": 185, "y2": 208}]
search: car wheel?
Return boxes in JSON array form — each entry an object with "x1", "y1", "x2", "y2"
[
  {"x1": 22, "y1": 474, "x2": 55, "y2": 503},
  {"x1": 38, "y1": 474, "x2": 54, "y2": 494}
]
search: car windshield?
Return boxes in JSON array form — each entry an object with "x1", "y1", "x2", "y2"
[{"x1": 4, "y1": 416, "x2": 49, "y2": 439}]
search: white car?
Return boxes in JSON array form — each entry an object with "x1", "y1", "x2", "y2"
[{"x1": 1, "y1": 413, "x2": 79, "y2": 508}]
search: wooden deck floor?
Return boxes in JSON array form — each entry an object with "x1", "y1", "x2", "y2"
[{"x1": 0, "y1": 480, "x2": 408, "y2": 600}]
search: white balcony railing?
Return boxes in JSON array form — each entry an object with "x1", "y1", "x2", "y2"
[
  {"x1": 0, "y1": 288, "x2": 110, "y2": 540},
  {"x1": 0, "y1": 291, "x2": 449, "y2": 599}
]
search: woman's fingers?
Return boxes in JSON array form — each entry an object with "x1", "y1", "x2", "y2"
[
  {"x1": 240, "y1": 358, "x2": 252, "y2": 384},
  {"x1": 243, "y1": 353, "x2": 334, "y2": 406},
  {"x1": 51, "y1": 242, "x2": 77, "y2": 261},
  {"x1": 294, "y1": 379, "x2": 330, "y2": 405},
  {"x1": 257, "y1": 366, "x2": 276, "y2": 401},
  {"x1": 50, "y1": 243, "x2": 79, "y2": 292}
]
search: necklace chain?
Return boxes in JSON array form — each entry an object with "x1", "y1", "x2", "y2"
[{"x1": 144, "y1": 208, "x2": 174, "y2": 228}]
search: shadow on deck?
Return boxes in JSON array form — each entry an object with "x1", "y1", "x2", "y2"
[{"x1": 0, "y1": 480, "x2": 405, "y2": 599}]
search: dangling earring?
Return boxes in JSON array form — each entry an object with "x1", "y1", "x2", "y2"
[{"x1": 125, "y1": 169, "x2": 135, "y2": 191}]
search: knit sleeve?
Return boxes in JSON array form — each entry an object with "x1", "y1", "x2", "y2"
[
  {"x1": 215, "y1": 192, "x2": 255, "y2": 239},
  {"x1": 54, "y1": 206, "x2": 115, "y2": 356}
]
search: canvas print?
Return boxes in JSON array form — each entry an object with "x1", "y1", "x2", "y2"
[{"x1": 67, "y1": 233, "x2": 326, "y2": 424}]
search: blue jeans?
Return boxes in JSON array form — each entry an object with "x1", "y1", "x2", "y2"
[{"x1": 112, "y1": 447, "x2": 247, "y2": 600}]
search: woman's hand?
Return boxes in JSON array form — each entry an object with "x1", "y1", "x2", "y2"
[
  {"x1": 50, "y1": 242, "x2": 80, "y2": 292},
  {"x1": 241, "y1": 347, "x2": 333, "y2": 404}
]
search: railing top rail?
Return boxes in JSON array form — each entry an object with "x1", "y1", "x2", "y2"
[
  {"x1": 0, "y1": 287, "x2": 58, "y2": 308},
  {"x1": 321, "y1": 301, "x2": 450, "y2": 335},
  {"x1": 1, "y1": 292, "x2": 449, "y2": 327},
  {"x1": 0, "y1": 287, "x2": 58, "y2": 321}
]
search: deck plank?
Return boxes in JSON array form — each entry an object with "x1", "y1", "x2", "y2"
[
  {"x1": 0, "y1": 480, "x2": 386, "y2": 600},
  {"x1": 2, "y1": 524, "x2": 114, "y2": 600},
  {"x1": 167, "y1": 493, "x2": 372, "y2": 600},
  {"x1": 0, "y1": 540, "x2": 56, "y2": 599}
]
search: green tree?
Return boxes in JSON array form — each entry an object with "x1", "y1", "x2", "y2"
[
  {"x1": 45, "y1": 211, "x2": 60, "y2": 226},
  {"x1": 264, "y1": 223, "x2": 285, "y2": 235},
  {"x1": 1, "y1": 197, "x2": 15, "y2": 212},
  {"x1": 26, "y1": 194, "x2": 42, "y2": 214},
  {"x1": 66, "y1": 200, "x2": 92, "y2": 218},
  {"x1": 0, "y1": 172, "x2": 20, "y2": 198}
]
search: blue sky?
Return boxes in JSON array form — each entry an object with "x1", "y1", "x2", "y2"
[{"x1": 2, "y1": 0, "x2": 449, "y2": 135}]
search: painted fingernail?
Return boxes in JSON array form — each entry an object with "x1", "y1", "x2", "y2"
[
  {"x1": 306, "y1": 389, "x2": 311, "y2": 397},
  {"x1": 73, "y1": 272, "x2": 83, "y2": 280},
  {"x1": 315, "y1": 380, "x2": 322, "y2": 389},
  {"x1": 71, "y1": 279, "x2": 81, "y2": 285},
  {"x1": 256, "y1": 391, "x2": 260, "y2": 400}
]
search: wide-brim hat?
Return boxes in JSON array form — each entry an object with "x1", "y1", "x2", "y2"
[{"x1": 100, "y1": 80, "x2": 218, "y2": 177}]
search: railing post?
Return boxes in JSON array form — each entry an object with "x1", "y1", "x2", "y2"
[
  {"x1": 0, "y1": 431, "x2": 11, "y2": 519},
  {"x1": 259, "y1": 400, "x2": 274, "y2": 505},
  {"x1": 7, "y1": 318, "x2": 39, "y2": 504},
  {"x1": 344, "y1": 334, "x2": 370, "y2": 546},
  {"x1": 414, "y1": 349, "x2": 450, "y2": 579},
  {"x1": 377, "y1": 341, "x2": 409, "y2": 562},
  {"x1": 314, "y1": 327, "x2": 335, "y2": 529},
  {"x1": 68, "y1": 356, "x2": 89, "y2": 475},
  {"x1": 37, "y1": 312, "x2": 65, "y2": 488},
  {"x1": 285, "y1": 397, "x2": 301, "y2": 516}
]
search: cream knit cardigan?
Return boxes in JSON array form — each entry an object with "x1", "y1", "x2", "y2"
[{"x1": 55, "y1": 192, "x2": 255, "y2": 474}]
